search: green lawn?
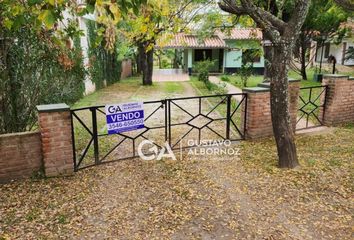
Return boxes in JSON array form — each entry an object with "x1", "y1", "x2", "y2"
[
  {"x1": 219, "y1": 66, "x2": 353, "y2": 89},
  {"x1": 72, "y1": 77, "x2": 185, "y2": 108}
]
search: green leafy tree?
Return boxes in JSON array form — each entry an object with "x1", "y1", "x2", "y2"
[
  {"x1": 219, "y1": 0, "x2": 311, "y2": 168},
  {"x1": 292, "y1": 0, "x2": 351, "y2": 80},
  {"x1": 239, "y1": 49, "x2": 261, "y2": 87},
  {"x1": 119, "y1": 0, "x2": 211, "y2": 85}
]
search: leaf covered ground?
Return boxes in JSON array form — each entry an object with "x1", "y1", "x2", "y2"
[{"x1": 0, "y1": 126, "x2": 353, "y2": 239}]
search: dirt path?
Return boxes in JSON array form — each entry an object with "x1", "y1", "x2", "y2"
[
  {"x1": 1, "y1": 79, "x2": 351, "y2": 240},
  {"x1": 153, "y1": 69, "x2": 190, "y2": 82}
]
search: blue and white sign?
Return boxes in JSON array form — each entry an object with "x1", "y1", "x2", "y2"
[{"x1": 105, "y1": 102, "x2": 144, "y2": 134}]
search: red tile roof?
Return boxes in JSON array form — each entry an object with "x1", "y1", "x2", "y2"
[
  {"x1": 217, "y1": 28, "x2": 262, "y2": 40},
  {"x1": 161, "y1": 33, "x2": 226, "y2": 49},
  {"x1": 158, "y1": 28, "x2": 262, "y2": 49}
]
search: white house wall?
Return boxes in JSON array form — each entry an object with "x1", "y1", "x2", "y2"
[
  {"x1": 78, "y1": 17, "x2": 95, "y2": 95},
  {"x1": 61, "y1": 10, "x2": 96, "y2": 95},
  {"x1": 316, "y1": 40, "x2": 354, "y2": 66}
]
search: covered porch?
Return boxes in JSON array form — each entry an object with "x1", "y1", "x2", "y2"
[
  {"x1": 158, "y1": 33, "x2": 227, "y2": 75},
  {"x1": 157, "y1": 29, "x2": 265, "y2": 75},
  {"x1": 182, "y1": 48, "x2": 224, "y2": 75}
]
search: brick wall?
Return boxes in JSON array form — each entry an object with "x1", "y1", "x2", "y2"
[
  {"x1": 121, "y1": 59, "x2": 132, "y2": 79},
  {"x1": 37, "y1": 104, "x2": 74, "y2": 177},
  {"x1": 0, "y1": 131, "x2": 43, "y2": 183},
  {"x1": 322, "y1": 75, "x2": 354, "y2": 125},
  {"x1": 241, "y1": 80, "x2": 300, "y2": 139}
]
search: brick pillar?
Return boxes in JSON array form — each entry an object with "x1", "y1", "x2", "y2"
[
  {"x1": 37, "y1": 104, "x2": 74, "y2": 177},
  {"x1": 322, "y1": 74, "x2": 354, "y2": 125},
  {"x1": 242, "y1": 87, "x2": 272, "y2": 139},
  {"x1": 242, "y1": 80, "x2": 300, "y2": 139}
]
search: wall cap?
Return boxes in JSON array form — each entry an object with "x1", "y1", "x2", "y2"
[
  {"x1": 0, "y1": 131, "x2": 40, "y2": 139},
  {"x1": 288, "y1": 78, "x2": 301, "y2": 82},
  {"x1": 243, "y1": 87, "x2": 270, "y2": 93},
  {"x1": 257, "y1": 79, "x2": 300, "y2": 89},
  {"x1": 257, "y1": 82, "x2": 270, "y2": 88},
  {"x1": 323, "y1": 74, "x2": 349, "y2": 79},
  {"x1": 37, "y1": 103, "x2": 70, "y2": 113}
]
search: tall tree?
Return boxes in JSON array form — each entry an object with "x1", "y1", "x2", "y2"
[
  {"x1": 121, "y1": 0, "x2": 209, "y2": 85},
  {"x1": 219, "y1": 0, "x2": 311, "y2": 168},
  {"x1": 292, "y1": 0, "x2": 350, "y2": 80}
]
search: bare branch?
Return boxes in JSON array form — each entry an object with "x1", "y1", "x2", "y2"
[
  {"x1": 218, "y1": 0, "x2": 287, "y2": 42},
  {"x1": 239, "y1": 0, "x2": 286, "y2": 30},
  {"x1": 218, "y1": 0, "x2": 248, "y2": 15}
]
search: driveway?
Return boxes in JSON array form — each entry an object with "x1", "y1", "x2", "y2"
[{"x1": 153, "y1": 69, "x2": 190, "y2": 82}]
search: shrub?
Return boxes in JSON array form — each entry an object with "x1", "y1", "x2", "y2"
[
  {"x1": 205, "y1": 80, "x2": 213, "y2": 90},
  {"x1": 239, "y1": 63, "x2": 253, "y2": 87},
  {"x1": 161, "y1": 59, "x2": 170, "y2": 69},
  {"x1": 194, "y1": 60, "x2": 215, "y2": 83},
  {"x1": 87, "y1": 20, "x2": 122, "y2": 89},
  {"x1": 220, "y1": 75, "x2": 230, "y2": 82},
  {"x1": 0, "y1": 28, "x2": 85, "y2": 134}
]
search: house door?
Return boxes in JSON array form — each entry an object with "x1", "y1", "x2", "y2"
[{"x1": 195, "y1": 49, "x2": 212, "y2": 61}]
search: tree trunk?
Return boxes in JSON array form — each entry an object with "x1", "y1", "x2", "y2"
[
  {"x1": 145, "y1": 48, "x2": 153, "y2": 85},
  {"x1": 269, "y1": 44, "x2": 299, "y2": 168},
  {"x1": 300, "y1": 47, "x2": 307, "y2": 80},
  {"x1": 300, "y1": 34, "x2": 308, "y2": 80},
  {"x1": 137, "y1": 44, "x2": 144, "y2": 75},
  {"x1": 138, "y1": 42, "x2": 153, "y2": 85},
  {"x1": 262, "y1": 30, "x2": 272, "y2": 83},
  {"x1": 157, "y1": 53, "x2": 162, "y2": 69},
  {"x1": 173, "y1": 49, "x2": 179, "y2": 69}
]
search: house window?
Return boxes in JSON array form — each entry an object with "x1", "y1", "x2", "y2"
[
  {"x1": 194, "y1": 49, "x2": 212, "y2": 62},
  {"x1": 242, "y1": 49, "x2": 261, "y2": 64}
]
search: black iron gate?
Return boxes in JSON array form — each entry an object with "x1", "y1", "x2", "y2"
[
  {"x1": 71, "y1": 93, "x2": 247, "y2": 170},
  {"x1": 297, "y1": 85, "x2": 327, "y2": 130}
]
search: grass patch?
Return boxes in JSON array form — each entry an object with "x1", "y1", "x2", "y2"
[
  {"x1": 222, "y1": 68, "x2": 330, "y2": 90},
  {"x1": 163, "y1": 82, "x2": 184, "y2": 94},
  {"x1": 72, "y1": 77, "x2": 142, "y2": 108},
  {"x1": 72, "y1": 77, "x2": 188, "y2": 109},
  {"x1": 222, "y1": 75, "x2": 263, "y2": 89}
]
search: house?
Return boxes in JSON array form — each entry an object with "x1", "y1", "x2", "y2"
[
  {"x1": 158, "y1": 28, "x2": 265, "y2": 75},
  {"x1": 314, "y1": 20, "x2": 354, "y2": 66}
]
